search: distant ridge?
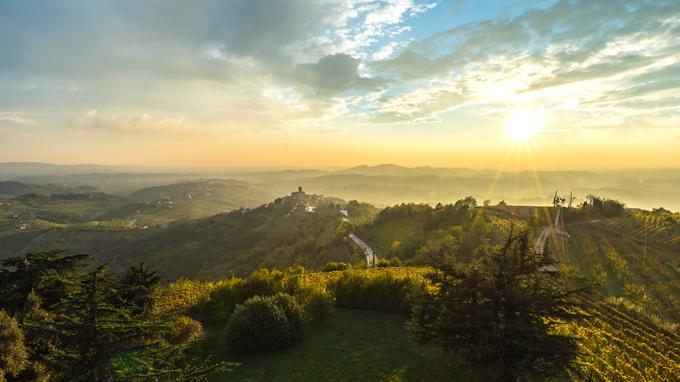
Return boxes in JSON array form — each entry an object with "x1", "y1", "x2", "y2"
[
  {"x1": 0, "y1": 162, "x2": 130, "y2": 176},
  {"x1": 334, "y1": 163, "x2": 487, "y2": 177}
]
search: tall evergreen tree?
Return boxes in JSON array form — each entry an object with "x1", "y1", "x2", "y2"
[
  {"x1": 408, "y1": 230, "x2": 588, "y2": 381},
  {"x1": 0, "y1": 251, "x2": 89, "y2": 314},
  {"x1": 0, "y1": 310, "x2": 28, "y2": 381}
]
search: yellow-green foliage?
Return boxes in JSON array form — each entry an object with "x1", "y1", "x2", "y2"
[
  {"x1": 0, "y1": 310, "x2": 28, "y2": 380},
  {"x1": 558, "y1": 295, "x2": 680, "y2": 381},
  {"x1": 603, "y1": 247, "x2": 631, "y2": 283},
  {"x1": 153, "y1": 278, "x2": 227, "y2": 316},
  {"x1": 300, "y1": 266, "x2": 430, "y2": 288},
  {"x1": 167, "y1": 315, "x2": 203, "y2": 346}
]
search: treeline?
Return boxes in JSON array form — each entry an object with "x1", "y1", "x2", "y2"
[{"x1": 581, "y1": 195, "x2": 626, "y2": 217}]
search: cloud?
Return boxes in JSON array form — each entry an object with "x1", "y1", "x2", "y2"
[
  {"x1": 372, "y1": 86, "x2": 465, "y2": 123},
  {"x1": 292, "y1": 54, "x2": 387, "y2": 98},
  {"x1": 0, "y1": 0, "x2": 436, "y2": 129},
  {"x1": 73, "y1": 110, "x2": 190, "y2": 132},
  {"x1": 367, "y1": 0, "x2": 680, "y2": 125},
  {"x1": 1, "y1": 0, "x2": 678, "y2": 134},
  {"x1": 0, "y1": 111, "x2": 37, "y2": 127}
]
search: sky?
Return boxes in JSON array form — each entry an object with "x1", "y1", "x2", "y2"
[{"x1": 1, "y1": 0, "x2": 679, "y2": 170}]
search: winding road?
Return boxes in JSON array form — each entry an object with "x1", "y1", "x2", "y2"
[{"x1": 341, "y1": 209, "x2": 377, "y2": 267}]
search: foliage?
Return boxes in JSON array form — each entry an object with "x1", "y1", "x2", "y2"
[
  {"x1": 323, "y1": 261, "x2": 352, "y2": 272},
  {"x1": 153, "y1": 278, "x2": 225, "y2": 317},
  {"x1": 147, "y1": 265, "x2": 680, "y2": 381},
  {"x1": 117, "y1": 263, "x2": 162, "y2": 316},
  {"x1": 191, "y1": 269, "x2": 304, "y2": 326},
  {"x1": 168, "y1": 316, "x2": 204, "y2": 346},
  {"x1": 224, "y1": 293, "x2": 305, "y2": 352},
  {"x1": 582, "y1": 195, "x2": 626, "y2": 217},
  {"x1": 0, "y1": 252, "x2": 233, "y2": 382},
  {"x1": 328, "y1": 271, "x2": 425, "y2": 313},
  {"x1": 0, "y1": 250, "x2": 90, "y2": 313},
  {"x1": 408, "y1": 230, "x2": 589, "y2": 381},
  {"x1": 0, "y1": 310, "x2": 28, "y2": 381},
  {"x1": 300, "y1": 288, "x2": 335, "y2": 322},
  {"x1": 559, "y1": 295, "x2": 680, "y2": 381}
]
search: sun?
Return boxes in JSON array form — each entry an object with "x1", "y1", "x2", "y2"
[{"x1": 504, "y1": 111, "x2": 545, "y2": 142}]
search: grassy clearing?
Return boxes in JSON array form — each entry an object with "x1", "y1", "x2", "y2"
[{"x1": 209, "y1": 308, "x2": 465, "y2": 382}]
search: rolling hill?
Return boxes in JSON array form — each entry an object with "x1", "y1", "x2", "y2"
[
  {"x1": 1, "y1": 182, "x2": 678, "y2": 324},
  {"x1": 106, "y1": 197, "x2": 356, "y2": 279}
]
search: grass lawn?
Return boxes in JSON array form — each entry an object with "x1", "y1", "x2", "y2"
[{"x1": 209, "y1": 308, "x2": 466, "y2": 382}]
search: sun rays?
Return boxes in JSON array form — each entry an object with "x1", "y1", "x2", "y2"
[{"x1": 504, "y1": 111, "x2": 546, "y2": 142}]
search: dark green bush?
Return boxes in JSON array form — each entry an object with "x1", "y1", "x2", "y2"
[
  {"x1": 192, "y1": 268, "x2": 303, "y2": 326},
  {"x1": 328, "y1": 272, "x2": 424, "y2": 313},
  {"x1": 323, "y1": 262, "x2": 352, "y2": 272},
  {"x1": 224, "y1": 293, "x2": 304, "y2": 352},
  {"x1": 302, "y1": 288, "x2": 335, "y2": 322},
  {"x1": 270, "y1": 294, "x2": 304, "y2": 344}
]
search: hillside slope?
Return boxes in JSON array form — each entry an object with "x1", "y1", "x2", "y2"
[{"x1": 108, "y1": 198, "x2": 358, "y2": 279}]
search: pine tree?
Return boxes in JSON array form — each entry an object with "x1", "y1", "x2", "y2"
[
  {"x1": 0, "y1": 310, "x2": 28, "y2": 381},
  {"x1": 408, "y1": 230, "x2": 589, "y2": 381},
  {"x1": 0, "y1": 252, "x2": 233, "y2": 381},
  {"x1": 0, "y1": 251, "x2": 89, "y2": 314}
]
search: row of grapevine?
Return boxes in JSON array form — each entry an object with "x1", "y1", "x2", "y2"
[{"x1": 564, "y1": 293, "x2": 680, "y2": 381}]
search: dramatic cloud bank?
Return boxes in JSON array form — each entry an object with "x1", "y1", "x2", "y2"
[{"x1": 1, "y1": 0, "x2": 678, "y2": 167}]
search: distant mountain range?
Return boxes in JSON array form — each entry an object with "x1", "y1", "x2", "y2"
[{"x1": 1, "y1": 162, "x2": 679, "y2": 210}]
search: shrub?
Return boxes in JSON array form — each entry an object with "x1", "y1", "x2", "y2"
[
  {"x1": 323, "y1": 262, "x2": 352, "y2": 272},
  {"x1": 191, "y1": 279, "x2": 247, "y2": 325},
  {"x1": 270, "y1": 294, "x2": 304, "y2": 344},
  {"x1": 0, "y1": 310, "x2": 28, "y2": 380},
  {"x1": 225, "y1": 293, "x2": 304, "y2": 352},
  {"x1": 191, "y1": 269, "x2": 303, "y2": 326},
  {"x1": 168, "y1": 315, "x2": 203, "y2": 346},
  {"x1": 328, "y1": 271, "x2": 424, "y2": 313},
  {"x1": 582, "y1": 195, "x2": 626, "y2": 217},
  {"x1": 302, "y1": 288, "x2": 335, "y2": 322}
]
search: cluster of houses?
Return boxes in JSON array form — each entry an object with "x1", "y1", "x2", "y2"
[
  {"x1": 273, "y1": 187, "x2": 324, "y2": 215},
  {"x1": 152, "y1": 198, "x2": 174, "y2": 209},
  {"x1": 1, "y1": 202, "x2": 29, "y2": 230},
  {"x1": 289, "y1": 187, "x2": 323, "y2": 213}
]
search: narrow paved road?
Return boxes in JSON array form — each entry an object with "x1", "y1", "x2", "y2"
[{"x1": 341, "y1": 209, "x2": 377, "y2": 267}]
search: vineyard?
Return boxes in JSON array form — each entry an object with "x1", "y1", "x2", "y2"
[
  {"x1": 562, "y1": 293, "x2": 680, "y2": 381},
  {"x1": 550, "y1": 212, "x2": 680, "y2": 323},
  {"x1": 603, "y1": 210, "x2": 680, "y2": 251}
]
